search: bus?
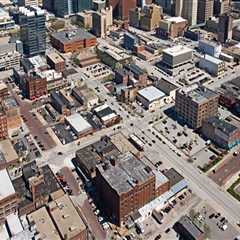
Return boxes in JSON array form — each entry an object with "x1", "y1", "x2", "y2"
[{"x1": 129, "y1": 134, "x2": 145, "y2": 151}]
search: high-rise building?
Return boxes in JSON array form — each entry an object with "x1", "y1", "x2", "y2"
[
  {"x1": 213, "y1": 0, "x2": 229, "y2": 17},
  {"x1": 175, "y1": 85, "x2": 219, "y2": 129},
  {"x1": 140, "y1": 4, "x2": 163, "y2": 31},
  {"x1": 218, "y1": 13, "x2": 233, "y2": 43},
  {"x1": 197, "y1": 0, "x2": 214, "y2": 24},
  {"x1": 95, "y1": 153, "x2": 156, "y2": 226},
  {"x1": 178, "y1": 0, "x2": 198, "y2": 26},
  {"x1": 18, "y1": 6, "x2": 46, "y2": 57},
  {"x1": 155, "y1": 0, "x2": 174, "y2": 15},
  {"x1": 108, "y1": 0, "x2": 136, "y2": 20},
  {"x1": 53, "y1": 0, "x2": 72, "y2": 17},
  {"x1": 43, "y1": 0, "x2": 92, "y2": 16},
  {"x1": 129, "y1": 4, "x2": 163, "y2": 31},
  {"x1": 92, "y1": 0, "x2": 105, "y2": 11},
  {"x1": 92, "y1": 6, "x2": 113, "y2": 37}
]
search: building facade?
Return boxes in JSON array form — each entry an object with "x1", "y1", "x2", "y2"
[
  {"x1": 202, "y1": 117, "x2": 240, "y2": 149},
  {"x1": 199, "y1": 54, "x2": 225, "y2": 76},
  {"x1": 18, "y1": 6, "x2": 46, "y2": 57},
  {"x1": 218, "y1": 14, "x2": 233, "y2": 43},
  {"x1": 50, "y1": 29, "x2": 97, "y2": 53},
  {"x1": 108, "y1": 0, "x2": 137, "y2": 20},
  {"x1": 95, "y1": 153, "x2": 156, "y2": 226},
  {"x1": 197, "y1": 0, "x2": 214, "y2": 24},
  {"x1": 175, "y1": 85, "x2": 219, "y2": 129}
]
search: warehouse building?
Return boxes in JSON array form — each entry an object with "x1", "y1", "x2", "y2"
[
  {"x1": 137, "y1": 86, "x2": 166, "y2": 111},
  {"x1": 65, "y1": 113, "x2": 93, "y2": 137},
  {"x1": 162, "y1": 45, "x2": 193, "y2": 68},
  {"x1": 93, "y1": 104, "x2": 120, "y2": 127},
  {"x1": 199, "y1": 54, "x2": 225, "y2": 76}
]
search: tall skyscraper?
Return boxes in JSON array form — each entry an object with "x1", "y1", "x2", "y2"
[
  {"x1": 218, "y1": 14, "x2": 233, "y2": 43},
  {"x1": 213, "y1": 0, "x2": 229, "y2": 16},
  {"x1": 108, "y1": 0, "x2": 136, "y2": 20},
  {"x1": 43, "y1": 0, "x2": 92, "y2": 17},
  {"x1": 18, "y1": 6, "x2": 46, "y2": 57},
  {"x1": 197, "y1": 0, "x2": 214, "y2": 24},
  {"x1": 156, "y1": 0, "x2": 175, "y2": 15},
  {"x1": 181, "y1": 0, "x2": 198, "y2": 26},
  {"x1": 92, "y1": 6, "x2": 113, "y2": 37}
]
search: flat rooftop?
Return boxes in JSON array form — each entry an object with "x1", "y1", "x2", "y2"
[
  {"x1": 75, "y1": 145, "x2": 101, "y2": 173},
  {"x1": 98, "y1": 43, "x2": 131, "y2": 61},
  {"x1": 174, "y1": 215, "x2": 203, "y2": 239},
  {"x1": 48, "y1": 195, "x2": 86, "y2": 240},
  {"x1": 153, "y1": 169, "x2": 169, "y2": 189},
  {"x1": 0, "y1": 168, "x2": 15, "y2": 200},
  {"x1": 2, "y1": 96, "x2": 18, "y2": 109},
  {"x1": 73, "y1": 86, "x2": 98, "y2": 101},
  {"x1": 138, "y1": 86, "x2": 165, "y2": 102},
  {"x1": 65, "y1": 113, "x2": 92, "y2": 133},
  {"x1": 205, "y1": 116, "x2": 237, "y2": 135},
  {"x1": 163, "y1": 45, "x2": 192, "y2": 57},
  {"x1": 164, "y1": 168, "x2": 184, "y2": 187},
  {"x1": 28, "y1": 207, "x2": 61, "y2": 240},
  {"x1": 166, "y1": 16, "x2": 187, "y2": 23},
  {"x1": 180, "y1": 84, "x2": 219, "y2": 104},
  {"x1": 0, "y1": 82, "x2": 7, "y2": 91},
  {"x1": 110, "y1": 132, "x2": 139, "y2": 156},
  {"x1": 154, "y1": 78, "x2": 179, "y2": 94},
  {"x1": 203, "y1": 54, "x2": 223, "y2": 64},
  {"x1": 47, "y1": 52, "x2": 64, "y2": 64},
  {"x1": 97, "y1": 152, "x2": 154, "y2": 194},
  {"x1": 0, "y1": 139, "x2": 18, "y2": 163},
  {"x1": 51, "y1": 29, "x2": 95, "y2": 44}
]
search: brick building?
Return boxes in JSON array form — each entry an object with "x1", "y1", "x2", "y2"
[
  {"x1": 46, "y1": 52, "x2": 65, "y2": 72},
  {"x1": 175, "y1": 85, "x2": 219, "y2": 129},
  {"x1": 2, "y1": 97, "x2": 21, "y2": 129},
  {"x1": 12, "y1": 161, "x2": 64, "y2": 216},
  {"x1": 0, "y1": 83, "x2": 8, "y2": 100},
  {"x1": 156, "y1": 17, "x2": 188, "y2": 39},
  {"x1": 0, "y1": 108, "x2": 8, "y2": 140},
  {"x1": 50, "y1": 29, "x2": 97, "y2": 53},
  {"x1": 48, "y1": 195, "x2": 87, "y2": 240},
  {"x1": 95, "y1": 152, "x2": 156, "y2": 226},
  {"x1": 0, "y1": 169, "x2": 19, "y2": 224},
  {"x1": 23, "y1": 73, "x2": 47, "y2": 100}
]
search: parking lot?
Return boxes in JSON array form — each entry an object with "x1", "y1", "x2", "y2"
[
  {"x1": 52, "y1": 123, "x2": 77, "y2": 145},
  {"x1": 154, "y1": 113, "x2": 206, "y2": 157},
  {"x1": 81, "y1": 63, "x2": 113, "y2": 80},
  {"x1": 191, "y1": 147, "x2": 217, "y2": 169},
  {"x1": 58, "y1": 167, "x2": 80, "y2": 196},
  {"x1": 38, "y1": 107, "x2": 55, "y2": 124},
  {"x1": 196, "y1": 204, "x2": 240, "y2": 240}
]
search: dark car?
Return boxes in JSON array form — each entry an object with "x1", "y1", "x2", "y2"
[
  {"x1": 165, "y1": 228, "x2": 171, "y2": 234},
  {"x1": 209, "y1": 213, "x2": 215, "y2": 219}
]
